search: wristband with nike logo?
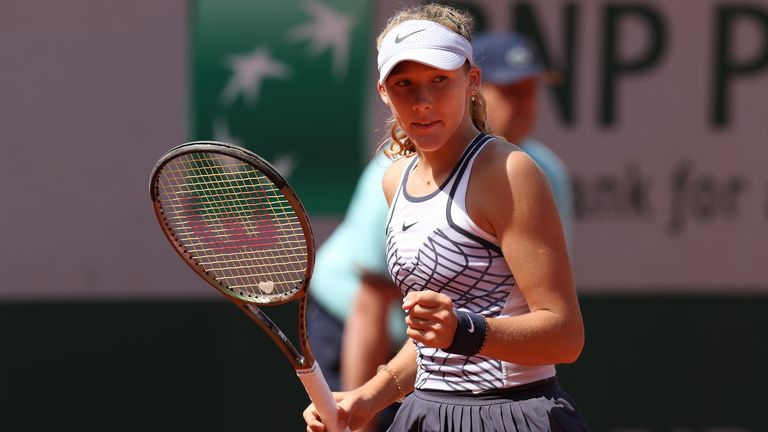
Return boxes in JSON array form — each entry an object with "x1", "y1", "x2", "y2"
[{"x1": 444, "y1": 310, "x2": 487, "y2": 356}]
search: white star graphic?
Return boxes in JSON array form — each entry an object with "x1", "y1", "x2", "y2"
[
  {"x1": 220, "y1": 46, "x2": 291, "y2": 106},
  {"x1": 271, "y1": 153, "x2": 298, "y2": 179},
  {"x1": 213, "y1": 117, "x2": 296, "y2": 178},
  {"x1": 287, "y1": 0, "x2": 355, "y2": 77}
]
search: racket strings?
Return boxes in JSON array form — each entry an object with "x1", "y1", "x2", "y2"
[
  {"x1": 163, "y1": 154, "x2": 302, "y2": 296},
  {"x1": 229, "y1": 158, "x2": 307, "y2": 296},
  {"x1": 195, "y1": 154, "x2": 289, "y2": 294},
  {"x1": 157, "y1": 152, "x2": 307, "y2": 302}
]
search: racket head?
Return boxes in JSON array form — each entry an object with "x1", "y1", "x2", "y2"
[{"x1": 149, "y1": 141, "x2": 315, "y2": 306}]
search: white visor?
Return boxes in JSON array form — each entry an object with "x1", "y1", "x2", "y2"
[{"x1": 377, "y1": 20, "x2": 473, "y2": 84}]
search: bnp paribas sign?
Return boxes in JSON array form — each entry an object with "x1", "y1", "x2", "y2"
[{"x1": 191, "y1": 0, "x2": 374, "y2": 215}]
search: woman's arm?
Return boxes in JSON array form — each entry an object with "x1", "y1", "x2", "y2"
[
  {"x1": 473, "y1": 145, "x2": 584, "y2": 365},
  {"x1": 367, "y1": 340, "x2": 418, "y2": 409},
  {"x1": 340, "y1": 272, "x2": 401, "y2": 392}
]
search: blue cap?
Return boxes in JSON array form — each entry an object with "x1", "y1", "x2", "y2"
[{"x1": 472, "y1": 33, "x2": 543, "y2": 84}]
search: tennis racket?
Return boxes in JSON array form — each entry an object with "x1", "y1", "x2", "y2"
[{"x1": 149, "y1": 141, "x2": 349, "y2": 432}]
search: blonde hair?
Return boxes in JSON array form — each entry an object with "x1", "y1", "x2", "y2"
[{"x1": 376, "y1": 3, "x2": 491, "y2": 158}]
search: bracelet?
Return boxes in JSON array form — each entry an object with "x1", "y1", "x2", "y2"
[
  {"x1": 377, "y1": 364, "x2": 406, "y2": 403},
  {"x1": 444, "y1": 310, "x2": 488, "y2": 356}
]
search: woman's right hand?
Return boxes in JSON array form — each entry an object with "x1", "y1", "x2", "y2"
[
  {"x1": 303, "y1": 388, "x2": 380, "y2": 432},
  {"x1": 307, "y1": 340, "x2": 417, "y2": 431}
]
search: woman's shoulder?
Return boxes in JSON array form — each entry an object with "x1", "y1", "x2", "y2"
[
  {"x1": 470, "y1": 136, "x2": 558, "y2": 233},
  {"x1": 383, "y1": 154, "x2": 412, "y2": 185},
  {"x1": 476, "y1": 136, "x2": 542, "y2": 184},
  {"x1": 473, "y1": 136, "x2": 553, "y2": 215},
  {"x1": 382, "y1": 154, "x2": 414, "y2": 205}
]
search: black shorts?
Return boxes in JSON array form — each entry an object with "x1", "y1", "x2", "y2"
[{"x1": 388, "y1": 377, "x2": 589, "y2": 432}]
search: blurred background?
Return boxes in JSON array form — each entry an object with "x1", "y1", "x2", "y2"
[{"x1": 1, "y1": 0, "x2": 767, "y2": 430}]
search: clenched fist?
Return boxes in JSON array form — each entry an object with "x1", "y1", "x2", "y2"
[{"x1": 402, "y1": 290, "x2": 459, "y2": 349}]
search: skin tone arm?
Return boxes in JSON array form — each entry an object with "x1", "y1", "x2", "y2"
[
  {"x1": 403, "y1": 142, "x2": 584, "y2": 365},
  {"x1": 478, "y1": 144, "x2": 584, "y2": 364},
  {"x1": 341, "y1": 272, "x2": 401, "y2": 393},
  {"x1": 340, "y1": 272, "x2": 401, "y2": 432}
]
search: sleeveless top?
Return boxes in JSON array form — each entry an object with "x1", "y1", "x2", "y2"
[{"x1": 385, "y1": 133, "x2": 556, "y2": 392}]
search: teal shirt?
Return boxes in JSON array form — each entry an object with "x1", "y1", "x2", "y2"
[{"x1": 310, "y1": 153, "x2": 392, "y2": 322}]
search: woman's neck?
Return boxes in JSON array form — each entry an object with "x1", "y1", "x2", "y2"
[{"x1": 414, "y1": 125, "x2": 479, "y2": 184}]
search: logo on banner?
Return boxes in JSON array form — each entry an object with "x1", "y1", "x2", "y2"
[{"x1": 193, "y1": 0, "x2": 369, "y2": 214}]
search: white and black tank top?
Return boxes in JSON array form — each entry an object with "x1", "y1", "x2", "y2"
[{"x1": 385, "y1": 133, "x2": 556, "y2": 392}]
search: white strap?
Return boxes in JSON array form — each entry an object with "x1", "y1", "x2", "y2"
[{"x1": 296, "y1": 361, "x2": 350, "y2": 432}]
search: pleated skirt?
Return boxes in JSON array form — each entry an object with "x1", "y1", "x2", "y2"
[{"x1": 386, "y1": 378, "x2": 589, "y2": 432}]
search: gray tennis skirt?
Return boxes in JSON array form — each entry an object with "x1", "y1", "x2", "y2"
[{"x1": 386, "y1": 377, "x2": 589, "y2": 432}]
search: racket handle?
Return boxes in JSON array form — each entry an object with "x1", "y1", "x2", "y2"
[{"x1": 297, "y1": 361, "x2": 351, "y2": 432}]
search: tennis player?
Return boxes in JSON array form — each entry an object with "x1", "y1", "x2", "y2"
[{"x1": 304, "y1": 4, "x2": 588, "y2": 431}]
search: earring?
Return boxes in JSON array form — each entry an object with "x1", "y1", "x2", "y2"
[{"x1": 471, "y1": 90, "x2": 476, "y2": 102}]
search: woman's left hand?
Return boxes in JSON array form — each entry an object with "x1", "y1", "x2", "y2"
[{"x1": 402, "y1": 290, "x2": 458, "y2": 349}]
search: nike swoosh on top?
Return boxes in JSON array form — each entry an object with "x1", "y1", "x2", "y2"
[
  {"x1": 395, "y1": 29, "x2": 426, "y2": 44},
  {"x1": 466, "y1": 312, "x2": 475, "y2": 333},
  {"x1": 402, "y1": 221, "x2": 418, "y2": 231}
]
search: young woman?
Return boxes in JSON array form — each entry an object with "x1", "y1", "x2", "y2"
[{"x1": 304, "y1": 4, "x2": 588, "y2": 431}]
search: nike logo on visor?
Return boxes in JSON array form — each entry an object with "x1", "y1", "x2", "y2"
[{"x1": 395, "y1": 29, "x2": 426, "y2": 43}]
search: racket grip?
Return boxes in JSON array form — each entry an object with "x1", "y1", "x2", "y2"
[{"x1": 297, "y1": 361, "x2": 351, "y2": 432}]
